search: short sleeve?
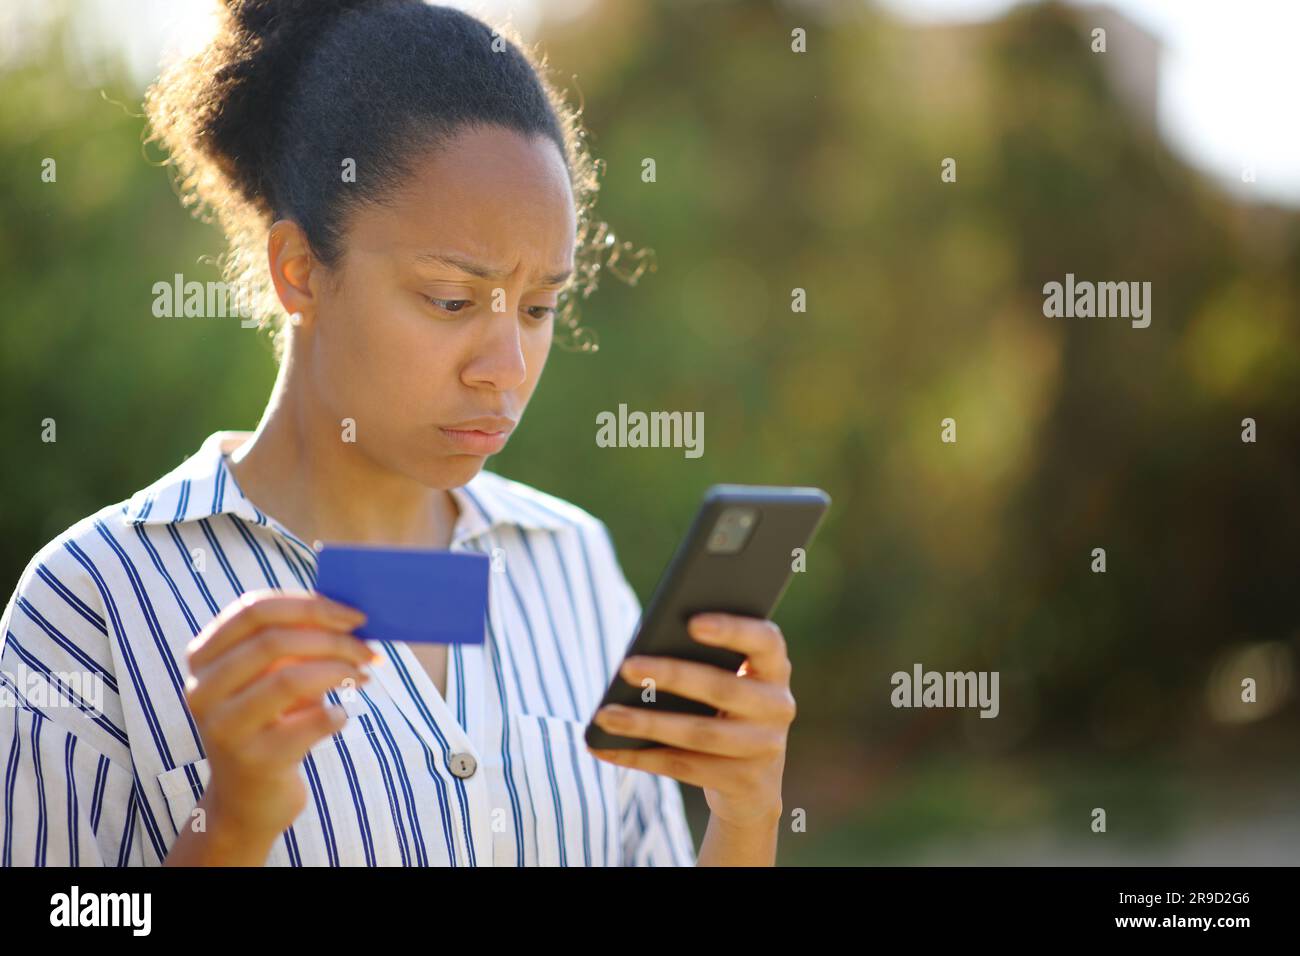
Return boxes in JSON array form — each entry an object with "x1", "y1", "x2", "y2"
[
  {"x1": 1, "y1": 700, "x2": 141, "y2": 866},
  {"x1": 0, "y1": 542, "x2": 141, "y2": 866},
  {"x1": 596, "y1": 525, "x2": 697, "y2": 867}
]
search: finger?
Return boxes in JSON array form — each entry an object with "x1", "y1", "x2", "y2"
[
  {"x1": 593, "y1": 704, "x2": 780, "y2": 758},
  {"x1": 206, "y1": 660, "x2": 367, "y2": 742},
  {"x1": 619, "y1": 655, "x2": 795, "y2": 722},
  {"x1": 687, "y1": 614, "x2": 790, "y2": 681},
  {"x1": 241, "y1": 701, "x2": 351, "y2": 768},
  {"x1": 188, "y1": 627, "x2": 377, "y2": 714},
  {"x1": 282, "y1": 695, "x2": 327, "y2": 717},
  {"x1": 586, "y1": 745, "x2": 731, "y2": 790},
  {"x1": 283, "y1": 673, "x2": 365, "y2": 717},
  {"x1": 188, "y1": 591, "x2": 367, "y2": 670}
]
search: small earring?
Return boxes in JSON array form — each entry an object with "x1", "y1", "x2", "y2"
[{"x1": 288, "y1": 311, "x2": 303, "y2": 326}]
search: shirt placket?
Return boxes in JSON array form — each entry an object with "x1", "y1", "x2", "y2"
[
  {"x1": 259, "y1": 509, "x2": 495, "y2": 867},
  {"x1": 350, "y1": 502, "x2": 498, "y2": 867}
]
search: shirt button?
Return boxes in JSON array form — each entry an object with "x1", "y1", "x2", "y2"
[{"x1": 448, "y1": 752, "x2": 477, "y2": 778}]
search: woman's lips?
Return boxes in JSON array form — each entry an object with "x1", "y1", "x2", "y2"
[{"x1": 439, "y1": 426, "x2": 509, "y2": 455}]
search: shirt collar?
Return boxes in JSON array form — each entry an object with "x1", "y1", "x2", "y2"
[{"x1": 121, "y1": 430, "x2": 569, "y2": 541}]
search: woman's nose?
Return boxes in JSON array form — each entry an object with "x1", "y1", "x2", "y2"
[{"x1": 466, "y1": 307, "x2": 528, "y2": 390}]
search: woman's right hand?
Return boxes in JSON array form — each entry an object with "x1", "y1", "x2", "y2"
[{"x1": 171, "y1": 589, "x2": 374, "y2": 863}]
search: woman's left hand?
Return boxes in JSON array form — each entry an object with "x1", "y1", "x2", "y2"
[{"x1": 587, "y1": 612, "x2": 796, "y2": 830}]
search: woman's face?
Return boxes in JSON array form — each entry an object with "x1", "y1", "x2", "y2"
[{"x1": 299, "y1": 124, "x2": 576, "y2": 489}]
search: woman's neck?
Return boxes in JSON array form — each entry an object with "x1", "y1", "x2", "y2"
[{"x1": 227, "y1": 348, "x2": 460, "y2": 550}]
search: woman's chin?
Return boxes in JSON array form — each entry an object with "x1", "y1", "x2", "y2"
[{"x1": 421, "y1": 452, "x2": 487, "y2": 488}]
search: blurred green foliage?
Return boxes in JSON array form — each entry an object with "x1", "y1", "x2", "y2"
[{"x1": 3, "y1": 1, "x2": 1298, "y2": 862}]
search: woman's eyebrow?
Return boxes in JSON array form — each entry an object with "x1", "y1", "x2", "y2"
[{"x1": 413, "y1": 251, "x2": 572, "y2": 286}]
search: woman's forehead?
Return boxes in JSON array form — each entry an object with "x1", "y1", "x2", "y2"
[{"x1": 351, "y1": 131, "x2": 576, "y2": 264}]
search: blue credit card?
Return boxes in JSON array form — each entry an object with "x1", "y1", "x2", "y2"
[{"x1": 314, "y1": 545, "x2": 489, "y2": 645}]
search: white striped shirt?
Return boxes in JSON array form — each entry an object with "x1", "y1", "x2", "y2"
[{"x1": 0, "y1": 431, "x2": 696, "y2": 866}]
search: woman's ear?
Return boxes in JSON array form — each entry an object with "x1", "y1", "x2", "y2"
[{"x1": 267, "y1": 219, "x2": 318, "y2": 325}]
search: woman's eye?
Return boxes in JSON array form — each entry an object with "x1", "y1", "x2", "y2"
[
  {"x1": 426, "y1": 297, "x2": 471, "y2": 314},
  {"x1": 524, "y1": 305, "x2": 556, "y2": 321}
]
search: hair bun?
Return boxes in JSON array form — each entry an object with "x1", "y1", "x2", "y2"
[
  {"x1": 202, "y1": 0, "x2": 405, "y2": 212},
  {"x1": 222, "y1": 0, "x2": 388, "y2": 39}
]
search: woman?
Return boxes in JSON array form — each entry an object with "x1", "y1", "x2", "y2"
[{"x1": 0, "y1": 0, "x2": 795, "y2": 867}]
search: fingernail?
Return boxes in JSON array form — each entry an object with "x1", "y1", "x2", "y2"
[
  {"x1": 691, "y1": 615, "x2": 720, "y2": 638},
  {"x1": 597, "y1": 706, "x2": 627, "y2": 725}
]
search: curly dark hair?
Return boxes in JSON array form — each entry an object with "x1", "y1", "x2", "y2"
[{"x1": 144, "y1": 0, "x2": 651, "y2": 357}]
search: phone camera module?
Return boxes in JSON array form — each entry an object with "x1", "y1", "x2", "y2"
[{"x1": 707, "y1": 507, "x2": 758, "y2": 554}]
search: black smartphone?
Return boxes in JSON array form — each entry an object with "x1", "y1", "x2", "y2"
[{"x1": 585, "y1": 484, "x2": 831, "y2": 750}]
